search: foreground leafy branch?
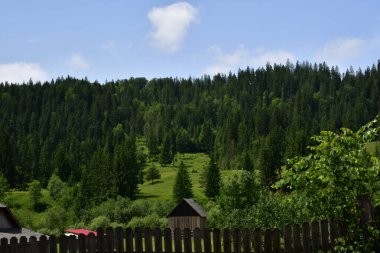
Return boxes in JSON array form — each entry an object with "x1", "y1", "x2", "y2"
[{"x1": 274, "y1": 116, "x2": 380, "y2": 251}]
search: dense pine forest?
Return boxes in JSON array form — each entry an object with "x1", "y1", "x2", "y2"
[{"x1": 1, "y1": 61, "x2": 380, "y2": 238}]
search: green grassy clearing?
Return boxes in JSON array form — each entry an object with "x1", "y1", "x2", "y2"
[
  {"x1": 4, "y1": 189, "x2": 53, "y2": 230},
  {"x1": 138, "y1": 153, "x2": 210, "y2": 202}
]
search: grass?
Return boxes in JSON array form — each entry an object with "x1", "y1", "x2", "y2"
[
  {"x1": 4, "y1": 189, "x2": 53, "y2": 230},
  {"x1": 138, "y1": 153, "x2": 210, "y2": 202}
]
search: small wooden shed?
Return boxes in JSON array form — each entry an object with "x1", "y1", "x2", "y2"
[{"x1": 167, "y1": 199, "x2": 207, "y2": 231}]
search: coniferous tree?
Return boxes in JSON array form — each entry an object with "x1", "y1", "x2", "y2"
[
  {"x1": 242, "y1": 152, "x2": 254, "y2": 172},
  {"x1": 28, "y1": 180, "x2": 42, "y2": 209},
  {"x1": 0, "y1": 173, "x2": 9, "y2": 201},
  {"x1": 173, "y1": 161, "x2": 193, "y2": 202},
  {"x1": 113, "y1": 136, "x2": 140, "y2": 199},
  {"x1": 205, "y1": 155, "x2": 220, "y2": 199},
  {"x1": 145, "y1": 163, "x2": 161, "y2": 183},
  {"x1": 160, "y1": 134, "x2": 173, "y2": 165}
]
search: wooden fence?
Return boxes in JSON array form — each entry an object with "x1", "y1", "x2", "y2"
[{"x1": 0, "y1": 219, "x2": 377, "y2": 253}]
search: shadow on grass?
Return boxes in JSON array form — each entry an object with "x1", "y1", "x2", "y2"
[
  {"x1": 33, "y1": 202, "x2": 48, "y2": 212},
  {"x1": 137, "y1": 193, "x2": 159, "y2": 199}
]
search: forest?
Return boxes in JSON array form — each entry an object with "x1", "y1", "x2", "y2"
[{"x1": 1, "y1": 61, "x2": 380, "y2": 249}]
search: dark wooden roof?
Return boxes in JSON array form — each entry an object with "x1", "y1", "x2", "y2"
[
  {"x1": 0, "y1": 203, "x2": 21, "y2": 229},
  {"x1": 167, "y1": 199, "x2": 207, "y2": 218}
]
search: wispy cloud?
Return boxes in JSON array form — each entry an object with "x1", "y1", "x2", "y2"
[
  {"x1": 204, "y1": 45, "x2": 295, "y2": 76},
  {"x1": 148, "y1": 2, "x2": 198, "y2": 53},
  {"x1": 0, "y1": 62, "x2": 48, "y2": 84},
  {"x1": 315, "y1": 38, "x2": 365, "y2": 64},
  {"x1": 67, "y1": 54, "x2": 90, "y2": 70}
]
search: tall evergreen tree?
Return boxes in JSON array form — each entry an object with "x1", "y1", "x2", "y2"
[
  {"x1": 173, "y1": 161, "x2": 193, "y2": 202},
  {"x1": 205, "y1": 155, "x2": 221, "y2": 199},
  {"x1": 160, "y1": 134, "x2": 173, "y2": 165},
  {"x1": 113, "y1": 136, "x2": 140, "y2": 199},
  {"x1": 145, "y1": 163, "x2": 161, "y2": 183}
]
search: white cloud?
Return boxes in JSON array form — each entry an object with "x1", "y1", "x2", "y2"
[
  {"x1": 67, "y1": 54, "x2": 90, "y2": 70},
  {"x1": 148, "y1": 2, "x2": 198, "y2": 53},
  {"x1": 315, "y1": 38, "x2": 365, "y2": 64},
  {"x1": 251, "y1": 49, "x2": 295, "y2": 68},
  {"x1": 0, "y1": 62, "x2": 48, "y2": 84},
  {"x1": 204, "y1": 45, "x2": 295, "y2": 76}
]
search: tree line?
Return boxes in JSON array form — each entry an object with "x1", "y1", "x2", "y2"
[{"x1": 0, "y1": 61, "x2": 380, "y2": 202}]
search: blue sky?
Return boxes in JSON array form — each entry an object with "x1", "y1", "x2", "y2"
[{"x1": 1, "y1": 0, "x2": 380, "y2": 83}]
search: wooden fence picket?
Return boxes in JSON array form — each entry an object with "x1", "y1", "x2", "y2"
[
  {"x1": 311, "y1": 220, "x2": 320, "y2": 252},
  {"x1": 154, "y1": 227, "x2": 163, "y2": 253},
  {"x1": 242, "y1": 228, "x2": 251, "y2": 253},
  {"x1": 253, "y1": 228, "x2": 262, "y2": 253},
  {"x1": 19, "y1": 236, "x2": 28, "y2": 253},
  {"x1": 125, "y1": 228, "x2": 134, "y2": 253},
  {"x1": 302, "y1": 222, "x2": 311, "y2": 253},
  {"x1": 1, "y1": 218, "x2": 379, "y2": 253},
  {"x1": 223, "y1": 228, "x2": 231, "y2": 253},
  {"x1": 293, "y1": 224, "x2": 301, "y2": 253}
]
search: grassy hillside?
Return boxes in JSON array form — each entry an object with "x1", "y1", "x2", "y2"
[
  {"x1": 3, "y1": 189, "x2": 53, "y2": 230},
  {"x1": 139, "y1": 153, "x2": 210, "y2": 202}
]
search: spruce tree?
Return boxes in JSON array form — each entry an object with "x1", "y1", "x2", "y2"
[
  {"x1": 173, "y1": 161, "x2": 193, "y2": 202},
  {"x1": 145, "y1": 163, "x2": 161, "y2": 183},
  {"x1": 160, "y1": 134, "x2": 173, "y2": 165},
  {"x1": 205, "y1": 155, "x2": 221, "y2": 199}
]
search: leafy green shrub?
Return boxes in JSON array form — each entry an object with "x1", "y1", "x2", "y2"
[
  {"x1": 88, "y1": 216, "x2": 111, "y2": 230},
  {"x1": 127, "y1": 214, "x2": 167, "y2": 229}
]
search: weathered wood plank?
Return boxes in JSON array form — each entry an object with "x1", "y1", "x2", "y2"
[
  {"x1": 78, "y1": 234, "x2": 86, "y2": 253},
  {"x1": 284, "y1": 224, "x2": 292, "y2": 253},
  {"x1": 232, "y1": 228, "x2": 241, "y2": 253},
  {"x1": 174, "y1": 228, "x2": 182, "y2": 253},
  {"x1": 194, "y1": 228, "x2": 202, "y2": 253},
  {"x1": 272, "y1": 229, "x2": 281, "y2": 253},
  {"x1": 183, "y1": 228, "x2": 192, "y2": 253},
  {"x1": 0, "y1": 238, "x2": 9, "y2": 253},
  {"x1": 321, "y1": 220, "x2": 329, "y2": 252},
  {"x1": 311, "y1": 220, "x2": 320, "y2": 252},
  {"x1": 253, "y1": 228, "x2": 262, "y2": 253},
  {"x1": 20, "y1": 236, "x2": 29, "y2": 253},
  {"x1": 204, "y1": 228, "x2": 211, "y2": 253},
  {"x1": 59, "y1": 235, "x2": 68, "y2": 253},
  {"x1": 39, "y1": 235, "x2": 48, "y2": 253},
  {"x1": 164, "y1": 228, "x2": 172, "y2": 253},
  {"x1": 97, "y1": 227, "x2": 105, "y2": 253},
  {"x1": 223, "y1": 228, "x2": 231, "y2": 253},
  {"x1": 293, "y1": 224, "x2": 301, "y2": 253},
  {"x1": 302, "y1": 222, "x2": 311, "y2": 253},
  {"x1": 213, "y1": 228, "x2": 221, "y2": 253},
  {"x1": 68, "y1": 235, "x2": 77, "y2": 253},
  {"x1": 125, "y1": 228, "x2": 134, "y2": 253},
  {"x1": 30, "y1": 236, "x2": 38, "y2": 253},
  {"x1": 115, "y1": 227, "x2": 124, "y2": 253},
  {"x1": 154, "y1": 228, "x2": 163, "y2": 253},
  {"x1": 264, "y1": 229, "x2": 272, "y2": 253},
  {"x1": 9, "y1": 237, "x2": 18, "y2": 253},
  {"x1": 145, "y1": 228, "x2": 153, "y2": 253},
  {"x1": 135, "y1": 227, "x2": 143, "y2": 253},
  {"x1": 106, "y1": 227, "x2": 115, "y2": 253},
  {"x1": 87, "y1": 233, "x2": 96, "y2": 253},
  {"x1": 242, "y1": 228, "x2": 251, "y2": 253}
]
